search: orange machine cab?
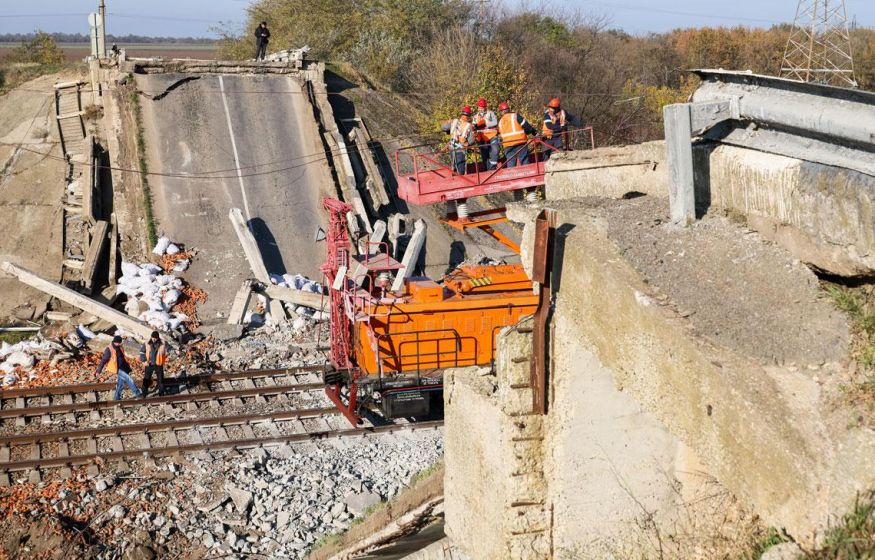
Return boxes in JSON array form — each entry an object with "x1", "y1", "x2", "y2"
[{"x1": 352, "y1": 264, "x2": 538, "y2": 376}]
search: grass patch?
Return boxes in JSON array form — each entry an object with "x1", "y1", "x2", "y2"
[
  {"x1": 824, "y1": 284, "x2": 875, "y2": 403},
  {"x1": 129, "y1": 89, "x2": 158, "y2": 247},
  {"x1": 0, "y1": 331, "x2": 36, "y2": 345},
  {"x1": 803, "y1": 490, "x2": 875, "y2": 559},
  {"x1": 0, "y1": 61, "x2": 79, "y2": 95}
]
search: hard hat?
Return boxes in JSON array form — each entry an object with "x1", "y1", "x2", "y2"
[
  {"x1": 477, "y1": 97, "x2": 488, "y2": 108},
  {"x1": 548, "y1": 98, "x2": 561, "y2": 108},
  {"x1": 498, "y1": 101, "x2": 510, "y2": 111},
  {"x1": 460, "y1": 105, "x2": 472, "y2": 116}
]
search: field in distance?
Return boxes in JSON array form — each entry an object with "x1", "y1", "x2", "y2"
[{"x1": 0, "y1": 43, "x2": 219, "y2": 61}]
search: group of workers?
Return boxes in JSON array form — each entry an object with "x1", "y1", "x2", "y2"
[
  {"x1": 442, "y1": 97, "x2": 574, "y2": 175},
  {"x1": 95, "y1": 331, "x2": 170, "y2": 400}
]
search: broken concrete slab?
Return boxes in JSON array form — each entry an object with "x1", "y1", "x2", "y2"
[
  {"x1": 391, "y1": 219, "x2": 426, "y2": 293},
  {"x1": 227, "y1": 281, "x2": 253, "y2": 325},
  {"x1": 82, "y1": 220, "x2": 110, "y2": 294},
  {"x1": 262, "y1": 285, "x2": 326, "y2": 311},
  {"x1": 228, "y1": 208, "x2": 270, "y2": 284},
  {"x1": 1, "y1": 261, "x2": 154, "y2": 341}
]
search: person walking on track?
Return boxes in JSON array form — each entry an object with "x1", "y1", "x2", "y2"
[
  {"x1": 140, "y1": 331, "x2": 169, "y2": 397},
  {"x1": 96, "y1": 335, "x2": 142, "y2": 400},
  {"x1": 254, "y1": 21, "x2": 271, "y2": 61}
]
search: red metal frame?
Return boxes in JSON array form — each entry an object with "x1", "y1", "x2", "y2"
[
  {"x1": 320, "y1": 197, "x2": 362, "y2": 425},
  {"x1": 394, "y1": 127, "x2": 595, "y2": 206}
]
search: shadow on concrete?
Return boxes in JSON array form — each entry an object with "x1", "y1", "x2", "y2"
[
  {"x1": 447, "y1": 240, "x2": 466, "y2": 273},
  {"x1": 693, "y1": 140, "x2": 716, "y2": 218},
  {"x1": 248, "y1": 217, "x2": 286, "y2": 276},
  {"x1": 552, "y1": 223, "x2": 576, "y2": 296}
]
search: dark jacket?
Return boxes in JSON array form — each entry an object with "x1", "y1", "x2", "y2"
[
  {"x1": 139, "y1": 340, "x2": 168, "y2": 365},
  {"x1": 255, "y1": 26, "x2": 271, "y2": 45},
  {"x1": 96, "y1": 345, "x2": 131, "y2": 374}
]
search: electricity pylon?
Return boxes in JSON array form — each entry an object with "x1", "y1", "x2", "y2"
[{"x1": 781, "y1": 0, "x2": 857, "y2": 88}]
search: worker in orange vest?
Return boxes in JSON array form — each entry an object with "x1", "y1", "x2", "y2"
[
  {"x1": 139, "y1": 330, "x2": 169, "y2": 396},
  {"x1": 472, "y1": 98, "x2": 499, "y2": 170},
  {"x1": 96, "y1": 335, "x2": 143, "y2": 400},
  {"x1": 441, "y1": 106, "x2": 475, "y2": 175},
  {"x1": 542, "y1": 97, "x2": 575, "y2": 159},
  {"x1": 497, "y1": 101, "x2": 535, "y2": 168}
]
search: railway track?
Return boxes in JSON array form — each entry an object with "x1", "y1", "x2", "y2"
[
  {"x1": 0, "y1": 365, "x2": 329, "y2": 424},
  {"x1": 0, "y1": 411, "x2": 443, "y2": 484}
]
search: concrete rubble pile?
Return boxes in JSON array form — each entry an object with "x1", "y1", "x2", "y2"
[
  {"x1": 268, "y1": 273, "x2": 327, "y2": 326},
  {"x1": 208, "y1": 323, "x2": 329, "y2": 371},
  {"x1": 0, "y1": 336, "x2": 65, "y2": 386},
  {"x1": 2, "y1": 432, "x2": 443, "y2": 559}
]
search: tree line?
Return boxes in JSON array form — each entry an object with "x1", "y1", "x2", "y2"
[
  {"x1": 0, "y1": 33, "x2": 215, "y2": 45},
  {"x1": 226, "y1": 1, "x2": 875, "y2": 143}
]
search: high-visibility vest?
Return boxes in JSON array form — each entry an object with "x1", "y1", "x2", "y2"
[
  {"x1": 474, "y1": 110, "x2": 498, "y2": 142},
  {"x1": 542, "y1": 109, "x2": 567, "y2": 138},
  {"x1": 449, "y1": 118, "x2": 473, "y2": 149},
  {"x1": 106, "y1": 346, "x2": 124, "y2": 374},
  {"x1": 146, "y1": 342, "x2": 167, "y2": 366},
  {"x1": 499, "y1": 113, "x2": 527, "y2": 147}
]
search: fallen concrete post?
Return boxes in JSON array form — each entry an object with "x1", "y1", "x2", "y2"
[
  {"x1": 1, "y1": 261, "x2": 154, "y2": 340},
  {"x1": 228, "y1": 209, "x2": 287, "y2": 324},
  {"x1": 227, "y1": 280, "x2": 254, "y2": 325},
  {"x1": 391, "y1": 219, "x2": 426, "y2": 293},
  {"x1": 262, "y1": 285, "x2": 327, "y2": 311},
  {"x1": 82, "y1": 220, "x2": 110, "y2": 294},
  {"x1": 228, "y1": 208, "x2": 270, "y2": 283}
]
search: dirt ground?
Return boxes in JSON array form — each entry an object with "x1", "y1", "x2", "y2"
[
  {"x1": 0, "y1": 73, "x2": 83, "y2": 323},
  {"x1": 603, "y1": 196, "x2": 849, "y2": 366}
]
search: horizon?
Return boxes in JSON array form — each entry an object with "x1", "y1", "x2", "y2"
[{"x1": 0, "y1": 0, "x2": 873, "y2": 39}]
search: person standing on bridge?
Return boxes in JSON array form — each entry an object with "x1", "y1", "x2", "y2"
[
  {"x1": 139, "y1": 331, "x2": 169, "y2": 397},
  {"x1": 497, "y1": 101, "x2": 535, "y2": 168},
  {"x1": 254, "y1": 22, "x2": 271, "y2": 61},
  {"x1": 473, "y1": 98, "x2": 500, "y2": 170},
  {"x1": 96, "y1": 335, "x2": 143, "y2": 400},
  {"x1": 542, "y1": 98, "x2": 575, "y2": 160},
  {"x1": 441, "y1": 106, "x2": 475, "y2": 175}
]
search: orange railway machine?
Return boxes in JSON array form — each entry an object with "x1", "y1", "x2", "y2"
[
  {"x1": 321, "y1": 198, "x2": 539, "y2": 426},
  {"x1": 394, "y1": 127, "x2": 595, "y2": 253}
]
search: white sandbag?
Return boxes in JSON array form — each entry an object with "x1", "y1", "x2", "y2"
[
  {"x1": 167, "y1": 315, "x2": 187, "y2": 330},
  {"x1": 172, "y1": 259, "x2": 189, "y2": 272},
  {"x1": 295, "y1": 306, "x2": 315, "y2": 317},
  {"x1": 292, "y1": 316, "x2": 308, "y2": 331},
  {"x1": 0, "y1": 341, "x2": 11, "y2": 359},
  {"x1": 302, "y1": 281, "x2": 322, "y2": 294},
  {"x1": 154, "y1": 274, "x2": 173, "y2": 287},
  {"x1": 162, "y1": 289, "x2": 181, "y2": 306},
  {"x1": 5, "y1": 351, "x2": 35, "y2": 370},
  {"x1": 124, "y1": 298, "x2": 141, "y2": 317},
  {"x1": 312, "y1": 311, "x2": 327, "y2": 322},
  {"x1": 121, "y1": 262, "x2": 140, "y2": 277},
  {"x1": 270, "y1": 273, "x2": 285, "y2": 286},
  {"x1": 170, "y1": 278, "x2": 184, "y2": 290},
  {"x1": 116, "y1": 284, "x2": 137, "y2": 298},
  {"x1": 76, "y1": 324, "x2": 96, "y2": 340},
  {"x1": 140, "y1": 264, "x2": 163, "y2": 276},
  {"x1": 291, "y1": 274, "x2": 307, "y2": 290},
  {"x1": 166, "y1": 243, "x2": 180, "y2": 255},
  {"x1": 145, "y1": 297, "x2": 167, "y2": 313},
  {"x1": 152, "y1": 236, "x2": 171, "y2": 255}
]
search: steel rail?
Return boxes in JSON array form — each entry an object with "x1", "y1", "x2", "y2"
[
  {"x1": 0, "y1": 365, "x2": 328, "y2": 400},
  {"x1": 0, "y1": 420, "x2": 444, "y2": 472},
  {"x1": 0, "y1": 407, "x2": 340, "y2": 446},
  {"x1": 0, "y1": 381, "x2": 326, "y2": 420}
]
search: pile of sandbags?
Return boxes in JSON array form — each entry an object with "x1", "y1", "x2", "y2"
[
  {"x1": 116, "y1": 261, "x2": 189, "y2": 332},
  {"x1": 0, "y1": 336, "x2": 65, "y2": 386}
]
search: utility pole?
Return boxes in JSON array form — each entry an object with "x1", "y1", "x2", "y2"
[
  {"x1": 780, "y1": 0, "x2": 857, "y2": 88},
  {"x1": 99, "y1": 0, "x2": 107, "y2": 57}
]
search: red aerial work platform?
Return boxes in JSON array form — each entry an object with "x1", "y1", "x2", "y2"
[{"x1": 394, "y1": 127, "x2": 595, "y2": 252}]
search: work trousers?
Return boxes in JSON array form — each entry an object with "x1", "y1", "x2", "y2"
[
  {"x1": 114, "y1": 370, "x2": 143, "y2": 400},
  {"x1": 543, "y1": 136, "x2": 564, "y2": 160},
  {"x1": 504, "y1": 144, "x2": 529, "y2": 168},
  {"x1": 142, "y1": 365, "x2": 166, "y2": 396},
  {"x1": 479, "y1": 137, "x2": 500, "y2": 170},
  {"x1": 255, "y1": 42, "x2": 268, "y2": 60},
  {"x1": 450, "y1": 148, "x2": 467, "y2": 175}
]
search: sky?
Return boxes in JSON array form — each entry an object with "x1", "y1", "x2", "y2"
[{"x1": 0, "y1": 0, "x2": 874, "y2": 38}]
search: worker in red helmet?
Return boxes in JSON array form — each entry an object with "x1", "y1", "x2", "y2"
[
  {"x1": 497, "y1": 101, "x2": 536, "y2": 168},
  {"x1": 441, "y1": 105, "x2": 475, "y2": 175},
  {"x1": 542, "y1": 97, "x2": 576, "y2": 159},
  {"x1": 472, "y1": 97, "x2": 500, "y2": 170}
]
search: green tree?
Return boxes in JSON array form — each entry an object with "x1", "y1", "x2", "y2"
[{"x1": 8, "y1": 31, "x2": 65, "y2": 65}]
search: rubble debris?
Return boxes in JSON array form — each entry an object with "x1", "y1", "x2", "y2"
[
  {"x1": 116, "y1": 261, "x2": 202, "y2": 333},
  {"x1": 1, "y1": 261, "x2": 154, "y2": 341}
]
